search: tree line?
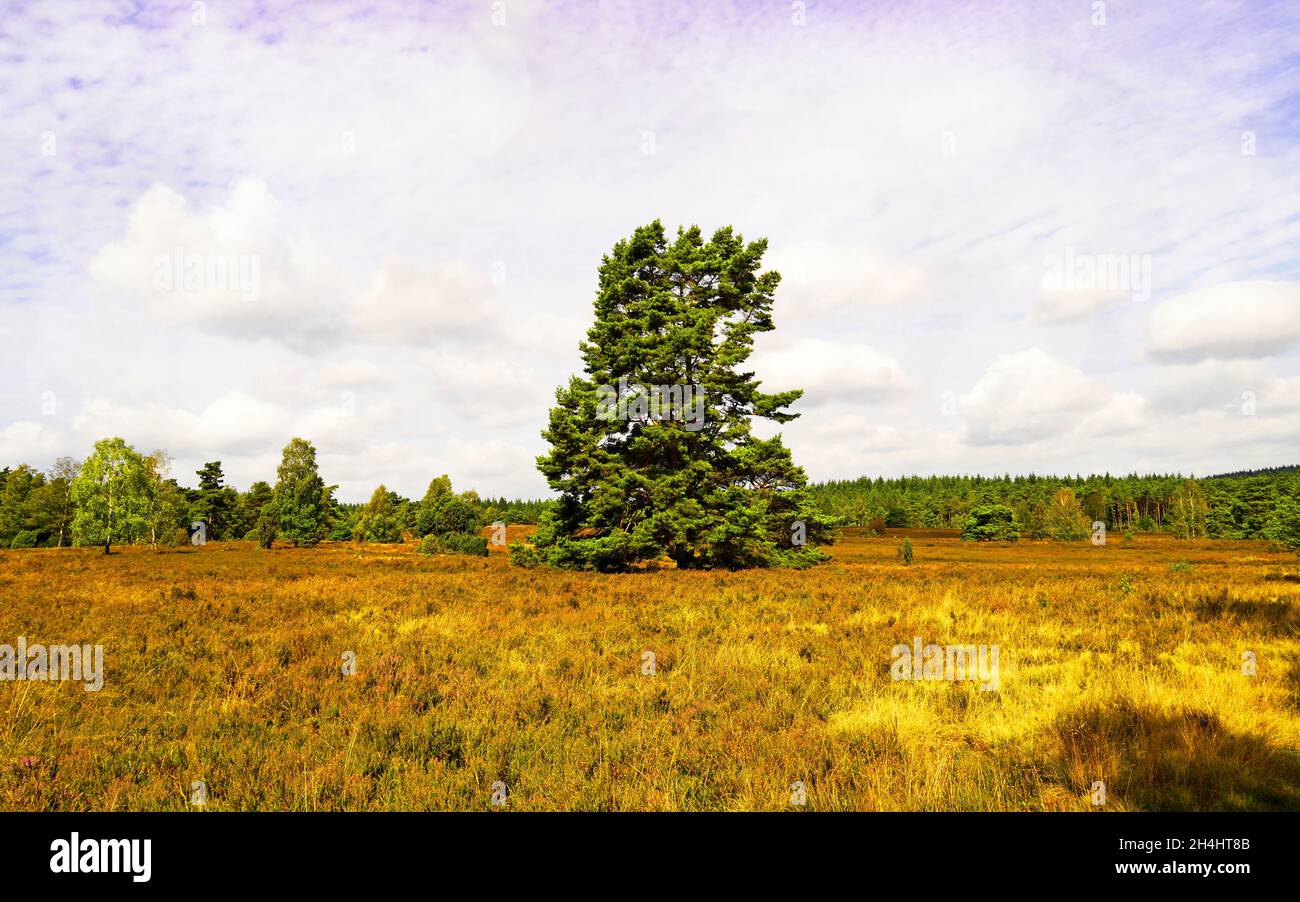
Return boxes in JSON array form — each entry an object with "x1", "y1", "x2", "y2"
[
  {"x1": 808, "y1": 469, "x2": 1300, "y2": 547},
  {"x1": 0, "y1": 436, "x2": 541, "y2": 552}
]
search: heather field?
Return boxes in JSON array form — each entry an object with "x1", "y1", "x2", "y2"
[{"x1": 2, "y1": 528, "x2": 1297, "y2": 812}]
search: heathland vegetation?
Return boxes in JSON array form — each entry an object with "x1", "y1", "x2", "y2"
[{"x1": 2, "y1": 529, "x2": 1297, "y2": 811}]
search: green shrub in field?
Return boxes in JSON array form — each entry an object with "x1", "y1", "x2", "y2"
[
  {"x1": 9, "y1": 530, "x2": 38, "y2": 548},
  {"x1": 419, "y1": 532, "x2": 487, "y2": 557},
  {"x1": 894, "y1": 538, "x2": 915, "y2": 566},
  {"x1": 416, "y1": 494, "x2": 480, "y2": 539},
  {"x1": 961, "y1": 504, "x2": 1020, "y2": 542},
  {"x1": 509, "y1": 540, "x2": 542, "y2": 568}
]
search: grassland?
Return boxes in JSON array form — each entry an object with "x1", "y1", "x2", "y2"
[{"x1": 1, "y1": 528, "x2": 1298, "y2": 811}]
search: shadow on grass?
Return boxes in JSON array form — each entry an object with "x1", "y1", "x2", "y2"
[
  {"x1": 1191, "y1": 590, "x2": 1297, "y2": 636},
  {"x1": 1049, "y1": 700, "x2": 1300, "y2": 811}
]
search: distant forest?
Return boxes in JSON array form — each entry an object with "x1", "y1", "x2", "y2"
[
  {"x1": 808, "y1": 466, "x2": 1300, "y2": 539},
  {"x1": 2, "y1": 450, "x2": 1297, "y2": 548}
]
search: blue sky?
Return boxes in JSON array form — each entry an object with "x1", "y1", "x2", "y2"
[{"x1": 1, "y1": 0, "x2": 1298, "y2": 500}]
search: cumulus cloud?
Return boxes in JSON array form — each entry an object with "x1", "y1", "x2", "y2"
[
  {"x1": 1147, "y1": 281, "x2": 1300, "y2": 362},
  {"x1": 72, "y1": 390, "x2": 388, "y2": 458},
  {"x1": 0, "y1": 421, "x2": 63, "y2": 465},
  {"x1": 88, "y1": 179, "x2": 346, "y2": 346},
  {"x1": 770, "y1": 242, "x2": 930, "y2": 315},
  {"x1": 442, "y1": 437, "x2": 537, "y2": 483},
  {"x1": 1078, "y1": 391, "x2": 1148, "y2": 437},
  {"x1": 959, "y1": 348, "x2": 1109, "y2": 446},
  {"x1": 350, "y1": 260, "x2": 499, "y2": 346},
  {"x1": 751, "y1": 339, "x2": 910, "y2": 407}
]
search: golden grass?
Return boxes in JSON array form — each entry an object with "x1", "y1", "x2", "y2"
[{"x1": 0, "y1": 528, "x2": 1297, "y2": 811}]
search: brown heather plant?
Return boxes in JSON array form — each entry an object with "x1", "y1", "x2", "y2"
[{"x1": 0, "y1": 527, "x2": 1298, "y2": 811}]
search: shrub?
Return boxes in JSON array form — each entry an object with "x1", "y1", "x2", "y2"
[
  {"x1": 9, "y1": 530, "x2": 38, "y2": 548},
  {"x1": 419, "y1": 532, "x2": 487, "y2": 557},
  {"x1": 416, "y1": 494, "x2": 480, "y2": 540},
  {"x1": 961, "y1": 504, "x2": 1020, "y2": 542},
  {"x1": 898, "y1": 537, "x2": 913, "y2": 565},
  {"x1": 509, "y1": 540, "x2": 542, "y2": 568}
]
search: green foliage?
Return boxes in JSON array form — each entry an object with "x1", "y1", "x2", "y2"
[
  {"x1": 419, "y1": 532, "x2": 487, "y2": 556},
  {"x1": 508, "y1": 540, "x2": 542, "y2": 568},
  {"x1": 1043, "y1": 487, "x2": 1091, "y2": 541},
  {"x1": 71, "y1": 437, "x2": 153, "y2": 552},
  {"x1": 190, "y1": 461, "x2": 240, "y2": 540},
  {"x1": 0, "y1": 464, "x2": 46, "y2": 544},
  {"x1": 416, "y1": 491, "x2": 480, "y2": 539},
  {"x1": 1167, "y1": 479, "x2": 1209, "y2": 539},
  {"x1": 259, "y1": 438, "x2": 335, "y2": 548},
  {"x1": 237, "y1": 481, "x2": 274, "y2": 538},
  {"x1": 353, "y1": 484, "x2": 405, "y2": 543},
  {"x1": 1262, "y1": 492, "x2": 1300, "y2": 552},
  {"x1": 9, "y1": 530, "x2": 38, "y2": 548},
  {"x1": 961, "y1": 504, "x2": 1020, "y2": 542},
  {"x1": 528, "y1": 221, "x2": 834, "y2": 571},
  {"x1": 898, "y1": 537, "x2": 913, "y2": 565},
  {"x1": 809, "y1": 466, "x2": 1300, "y2": 540}
]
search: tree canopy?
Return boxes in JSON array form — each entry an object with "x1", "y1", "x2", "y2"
[{"x1": 526, "y1": 221, "x2": 834, "y2": 571}]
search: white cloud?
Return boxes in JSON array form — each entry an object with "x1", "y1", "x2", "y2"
[
  {"x1": 442, "y1": 437, "x2": 537, "y2": 484},
  {"x1": 88, "y1": 179, "x2": 346, "y2": 346},
  {"x1": 350, "y1": 260, "x2": 498, "y2": 346},
  {"x1": 0, "y1": 421, "x2": 63, "y2": 465},
  {"x1": 771, "y1": 242, "x2": 930, "y2": 315},
  {"x1": 1147, "y1": 281, "x2": 1300, "y2": 361},
  {"x1": 72, "y1": 390, "x2": 389, "y2": 459},
  {"x1": 959, "y1": 348, "x2": 1107, "y2": 446},
  {"x1": 1030, "y1": 288, "x2": 1129, "y2": 324},
  {"x1": 751, "y1": 339, "x2": 910, "y2": 406},
  {"x1": 1078, "y1": 391, "x2": 1147, "y2": 437}
]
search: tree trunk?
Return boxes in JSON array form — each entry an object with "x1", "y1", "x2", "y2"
[{"x1": 102, "y1": 541, "x2": 111, "y2": 555}]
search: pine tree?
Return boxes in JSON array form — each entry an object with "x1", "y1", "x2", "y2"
[{"x1": 528, "y1": 221, "x2": 834, "y2": 571}]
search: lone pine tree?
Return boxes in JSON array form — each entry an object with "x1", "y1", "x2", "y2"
[{"x1": 527, "y1": 221, "x2": 834, "y2": 571}]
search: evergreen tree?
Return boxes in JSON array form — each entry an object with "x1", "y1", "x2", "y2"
[
  {"x1": 190, "y1": 461, "x2": 239, "y2": 540},
  {"x1": 961, "y1": 504, "x2": 1020, "y2": 542},
  {"x1": 1262, "y1": 492, "x2": 1300, "y2": 551},
  {"x1": 236, "y1": 480, "x2": 274, "y2": 538},
  {"x1": 529, "y1": 221, "x2": 834, "y2": 571}
]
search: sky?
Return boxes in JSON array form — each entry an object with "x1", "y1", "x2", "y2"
[{"x1": 1, "y1": 0, "x2": 1298, "y2": 502}]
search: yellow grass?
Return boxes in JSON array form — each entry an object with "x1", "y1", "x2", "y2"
[{"x1": 1, "y1": 528, "x2": 1297, "y2": 811}]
